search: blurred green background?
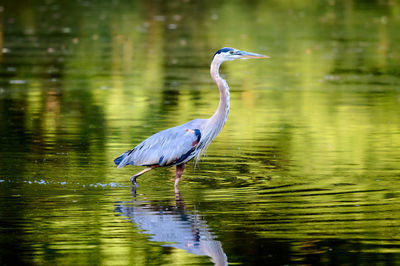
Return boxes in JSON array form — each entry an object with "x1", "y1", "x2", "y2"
[{"x1": 1, "y1": 0, "x2": 400, "y2": 265}]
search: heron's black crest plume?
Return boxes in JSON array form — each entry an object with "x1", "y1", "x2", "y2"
[{"x1": 212, "y1": 47, "x2": 235, "y2": 59}]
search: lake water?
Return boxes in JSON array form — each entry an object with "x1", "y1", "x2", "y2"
[{"x1": 1, "y1": 0, "x2": 400, "y2": 265}]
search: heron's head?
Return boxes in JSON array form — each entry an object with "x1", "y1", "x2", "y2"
[{"x1": 212, "y1": 47, "x2": 269, "y2": 62}]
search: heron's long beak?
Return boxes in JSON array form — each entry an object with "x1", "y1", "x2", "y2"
[{"x1": 236, "y1": 50, "x2": 270, "y2": 59}]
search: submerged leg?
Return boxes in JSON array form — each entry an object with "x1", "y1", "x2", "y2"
[
  {"x1": 174, "y1": 187, "x2": 185, "y2": 209},
  {"x1": 130, "y1": 166, "x2": 158, "y2": 186},
  {"x1": 174, "y1": 163, "x2": 186, "y2": 188}
]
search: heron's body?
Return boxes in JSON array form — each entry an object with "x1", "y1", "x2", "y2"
[
  {"x1": 114, "y1": 47, "x2": 268, "y2": 187},
  {"x1": 115, "y1": 119, "x2": 205, "y2": 168}
]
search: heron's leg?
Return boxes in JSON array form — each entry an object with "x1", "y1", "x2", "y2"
[
  {"x1": 130, "y1": 166, "x2": 158, "y2": 186},
  {"x1": 174, "y1": 187, "x2": 186, "y2": 209},
  {"x1": 174, "y1": 163, "x2": 186, "y2": 188}
]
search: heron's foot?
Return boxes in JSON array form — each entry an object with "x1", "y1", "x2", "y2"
[{"x1": 130, "y1": 175, "x2": 139, "y2": 187}]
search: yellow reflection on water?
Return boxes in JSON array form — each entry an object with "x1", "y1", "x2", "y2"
[{"x1": 1, "y1": 0, "x2": 400, "y2": 265}]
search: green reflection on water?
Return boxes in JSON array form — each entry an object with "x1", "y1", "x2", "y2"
[{"x1": 1, "y1": 0, "x2": 400, "y2": 265}]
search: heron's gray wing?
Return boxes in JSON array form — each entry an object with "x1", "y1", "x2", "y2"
[{"x1": 115, "y1": 121, "x2": 203, "y2": 168}]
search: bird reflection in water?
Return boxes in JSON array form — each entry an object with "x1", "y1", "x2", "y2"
[{"x1": 114, "y1": 188, "x2": 228, "y2": 266}]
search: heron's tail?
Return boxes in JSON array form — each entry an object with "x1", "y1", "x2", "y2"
[
  {"x1": 114, "y1": 154, "x2": 125, "y2": 166},
  {"x1": 114, "y1": 149, "x2": 136, "y2": 168}
]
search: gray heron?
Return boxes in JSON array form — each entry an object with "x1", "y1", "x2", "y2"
[{"x1": 114, "y1": 47, "x2": 269, "y2": 187}]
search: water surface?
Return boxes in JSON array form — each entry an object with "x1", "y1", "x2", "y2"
[{"x1": 1, "y1": 0, "x2": 400, "y2": 265}]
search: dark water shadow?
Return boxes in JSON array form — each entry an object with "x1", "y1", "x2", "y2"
[{"x1": 114, "y1": 188, "x2": 228, "y2": 266}]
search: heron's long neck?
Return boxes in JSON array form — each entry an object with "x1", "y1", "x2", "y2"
[{"x1": 208, "y1": 59, "x2": 230, "y2": 133}]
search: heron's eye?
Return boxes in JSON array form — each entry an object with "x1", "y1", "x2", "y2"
[{"x1": 229, "y1": 51, "x2": 234, "y2": 54}]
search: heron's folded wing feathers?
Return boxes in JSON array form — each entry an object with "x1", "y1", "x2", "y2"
[{"x1": 116, "y1": 125, "x2": 201, "y2": 168}]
